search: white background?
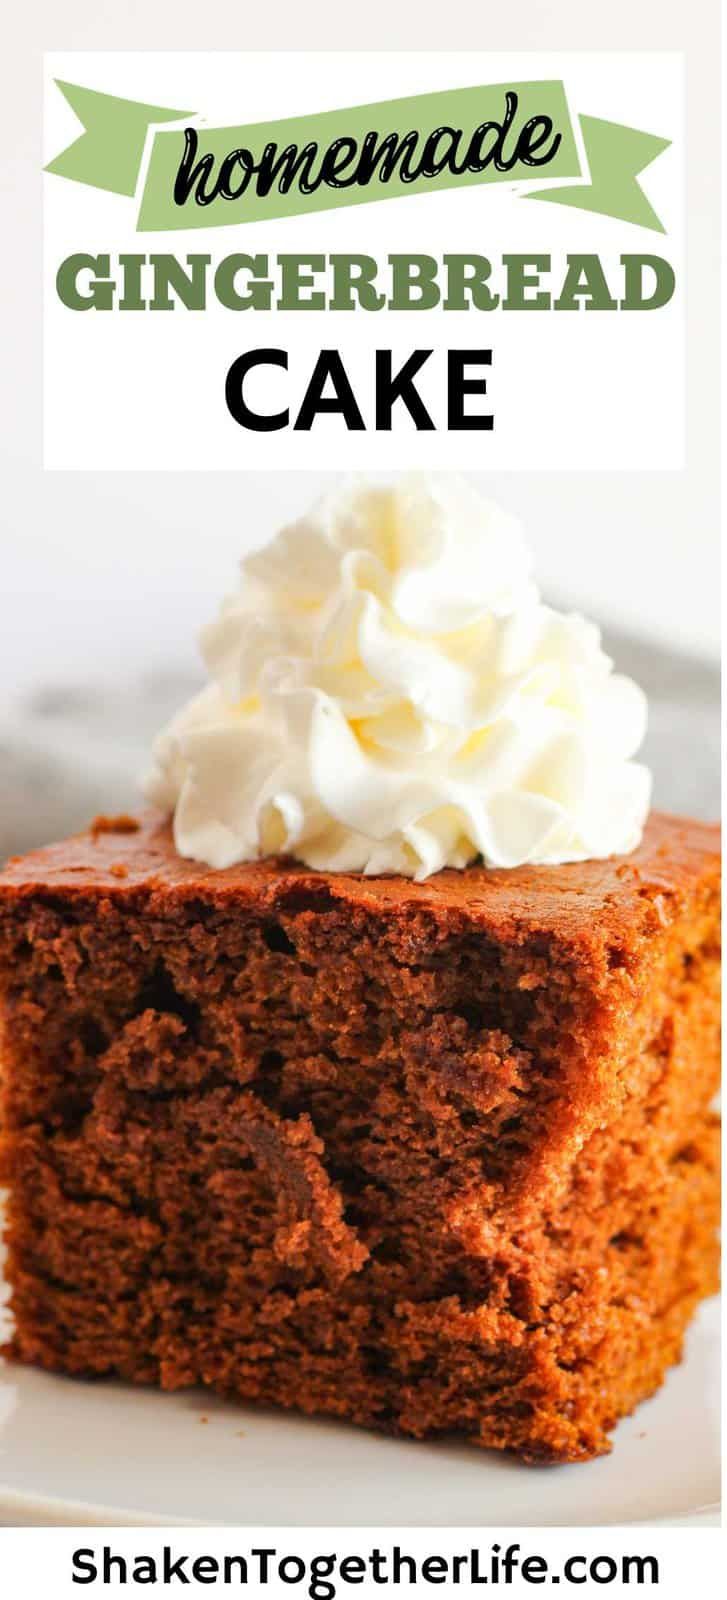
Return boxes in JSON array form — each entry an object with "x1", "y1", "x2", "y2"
[
  {"x1": 43, "y1": 51, "x2": 684, "y2": 473},
  {"x1": 0, "y1": 0, "x2": 721, "y2": 1551},
  {"x1": 0, "y1": 1527, "x2": 723, "y2": 1593},
  {"x1": 0, "y1": 1, "x2": 719, "y2": 694}
]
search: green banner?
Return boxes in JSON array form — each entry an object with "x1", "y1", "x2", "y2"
[{"x1": 45, "y1": 79, "x2": 670, "y2": 233}]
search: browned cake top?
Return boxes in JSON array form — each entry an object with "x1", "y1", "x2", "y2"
[{"x1": 0, "y1": 808, "x2": 719, "y2": 949}]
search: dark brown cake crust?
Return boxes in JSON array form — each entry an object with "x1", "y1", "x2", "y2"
[
  {"x1": 0, "y1": 806, "x2": 713, "y2": 926},
  {"x1": 0, "y1": 810, "x2": 720, "y2": 1462}
]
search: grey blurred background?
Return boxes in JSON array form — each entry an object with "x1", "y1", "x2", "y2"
[
  {"x1": 0, "y1": 449, "x2": 721, "y2": 866},
  {"x1": 0, "y1": 591, "x2": 719, "y2": 864},
  {"x1": 0, "y1": 469, "x2": 721, "y2": 866}
]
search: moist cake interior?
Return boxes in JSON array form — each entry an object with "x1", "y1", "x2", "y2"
[{"x1": 0, "y1": 810, "x2": 720, "y2": 1461}]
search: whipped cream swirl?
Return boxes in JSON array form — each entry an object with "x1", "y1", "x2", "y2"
[{"x1": 145, "y1": 476, "x2": 651, "y2": 879}]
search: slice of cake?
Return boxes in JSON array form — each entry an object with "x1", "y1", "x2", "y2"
[
  {"x1": 0, "y1": 808, "x2": 719, "y2": 1462},
  {"x1": 0, "y1": 476, "x2": 720, "y2": 1461}
]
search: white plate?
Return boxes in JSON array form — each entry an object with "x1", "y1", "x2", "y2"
[{"x1": 0, "y1": 1297, "x2": 719, "y2": 1527}]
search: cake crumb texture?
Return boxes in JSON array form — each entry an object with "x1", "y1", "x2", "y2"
[{"x1": 0, "y1": 810, "x2": 720, "y2": 1462}]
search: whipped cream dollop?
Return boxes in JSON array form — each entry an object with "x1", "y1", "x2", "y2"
[{"x1": 145, "y1": 475, "x2": 651, "y2": 879}]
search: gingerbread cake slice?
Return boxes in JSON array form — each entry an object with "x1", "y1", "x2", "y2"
[{"x1": 0, "y1": 808, "x2": 720, "y2": 1462}]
